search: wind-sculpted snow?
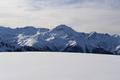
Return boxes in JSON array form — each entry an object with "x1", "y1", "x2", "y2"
[{"x1": 0, "y1": 25, "x2": 120, "y2": 55}]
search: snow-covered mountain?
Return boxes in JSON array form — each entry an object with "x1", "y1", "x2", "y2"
[{"x1": 0, "y1": 25, "x2": 120, "y2": 55}]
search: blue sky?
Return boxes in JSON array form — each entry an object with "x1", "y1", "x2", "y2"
[{"x1": 0, "y1": 0, "x2": 120, "y2": 34}]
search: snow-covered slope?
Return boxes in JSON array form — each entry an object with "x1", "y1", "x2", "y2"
[
  {"x1": 0, "y1": 25, "x2": 120, "y2": 55},
  {"x1": 0, "y1": 52, "x2": 120, "y2": 80}
]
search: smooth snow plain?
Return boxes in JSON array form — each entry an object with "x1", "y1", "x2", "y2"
[{"x1": 0, "y1": 52, "x2": 120, "y2": 80}]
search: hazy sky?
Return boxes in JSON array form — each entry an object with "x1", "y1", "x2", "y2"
[{"x1": 0, "y1": 0, "x2": 120, "y2": 34}]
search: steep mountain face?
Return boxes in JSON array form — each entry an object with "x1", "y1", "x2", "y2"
[{"x1": 0, "y1": 25, "x2": 120, "y2": 55}]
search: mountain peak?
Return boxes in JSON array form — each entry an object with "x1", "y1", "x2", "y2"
[
  {"x1": 54, "y1": 24, "x2": 72, "y2": 30},
  {"x1": 53, "y1": 24, "x2": 76, "y2": 33},
  {"x1": 51, "y1": 24, "x2": 78, "y2": 36}
]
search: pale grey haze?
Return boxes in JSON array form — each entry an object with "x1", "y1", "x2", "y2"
[
  {"x1": 0, "y1": 0, "x2": 120, "y2": 34},
  {"x1": 0, "y1": 52, "x2": 120, "y2": 80}
]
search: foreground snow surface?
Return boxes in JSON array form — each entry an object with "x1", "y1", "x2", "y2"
[{"x1": 0, "y1": 52, "x2": 120, "y2": 80}]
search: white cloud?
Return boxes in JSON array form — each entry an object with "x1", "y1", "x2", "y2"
[{"x1": 0, "y1": 0, "x2": 120, "y2": 34}]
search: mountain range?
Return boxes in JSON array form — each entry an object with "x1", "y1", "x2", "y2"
[{"x1": 0, "y1": 24, "x2": 120, "y2": 55}]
